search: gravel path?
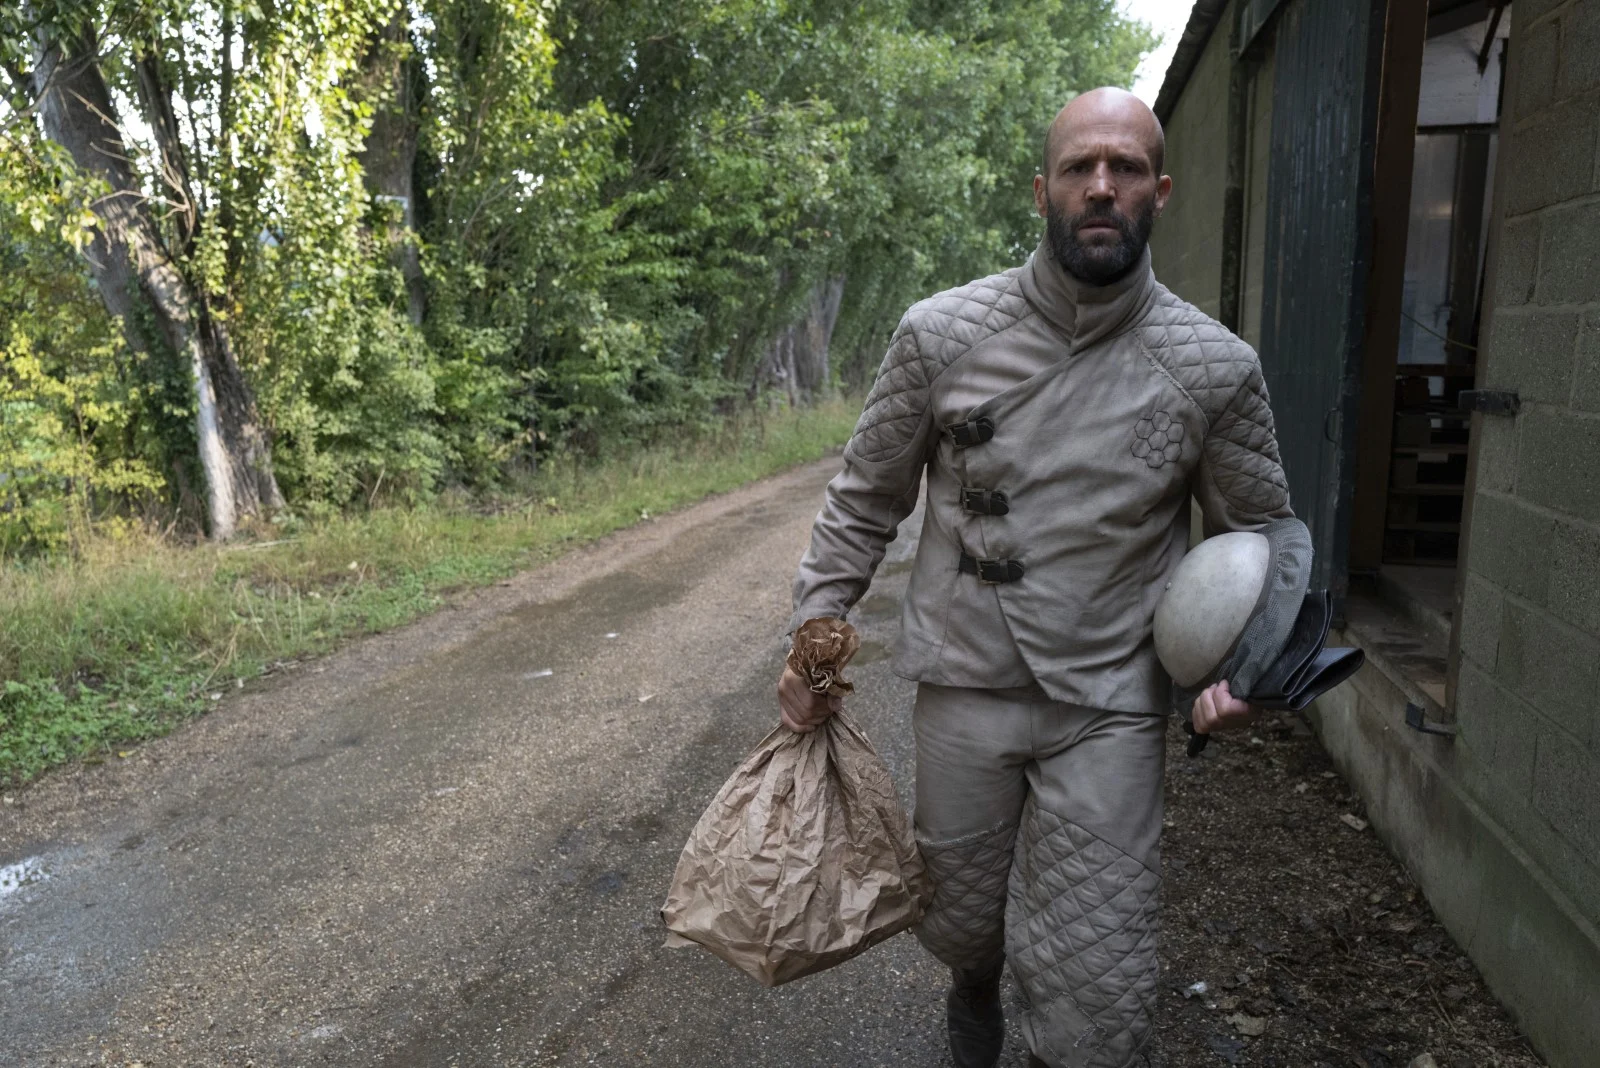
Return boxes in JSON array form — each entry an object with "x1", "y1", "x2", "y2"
[{"x1": 0, "y1": 455, "x2": 1543, "y2": 1067}]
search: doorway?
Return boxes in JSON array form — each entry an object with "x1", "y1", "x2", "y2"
[{"x1": 1354, "y1": 1, "x2": 1509, "y2": 626}]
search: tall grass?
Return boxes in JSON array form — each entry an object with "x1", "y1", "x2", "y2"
[{"x1": 0, "y1": 401, "x2": 858, "y2": 784}]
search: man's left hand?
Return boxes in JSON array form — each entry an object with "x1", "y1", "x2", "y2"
[{"x1": 1190, "y1": 679, "x2": 1260, "y2": 734}]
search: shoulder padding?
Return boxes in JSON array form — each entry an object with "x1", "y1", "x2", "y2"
[
  {"x1": 903, "y1": 267, "x2": 1031, "y2": 378},
  {"x1": 850, "y1": 268, "x2": 1029, "y2": 464},
  {"x1": 1134, "y1": 286, "x2": 1290, "y2": 517},
  {"x1": 1133, "y1": 287, "x2": 1259, "y2": 422}
]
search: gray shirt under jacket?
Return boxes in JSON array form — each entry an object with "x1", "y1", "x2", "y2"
[{"x1": 789, "y1": 242, "x2": 1295, "y2": 715}]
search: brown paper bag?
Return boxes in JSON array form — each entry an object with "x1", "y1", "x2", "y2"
[{"x1": 660, "y1": 618, "x2": 933, "y2": 987}]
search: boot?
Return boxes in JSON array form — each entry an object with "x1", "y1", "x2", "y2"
[
  {"x1": 947, "y1": 964, "x2": 1005, "y2": 1068},
  {"x1": 1026, "y1": 1057, "x2": 1050, "y2": 1068}
]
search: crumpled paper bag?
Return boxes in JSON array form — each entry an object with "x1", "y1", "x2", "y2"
[{"x1": 660, "y1": 618, "x2": 933, "y2": 987}]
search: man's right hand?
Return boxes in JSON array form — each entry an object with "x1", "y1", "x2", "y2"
[{"x1": 777, "y1": 665, "x2": 841, "y2": 733}]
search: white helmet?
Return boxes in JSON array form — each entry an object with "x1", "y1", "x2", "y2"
[{"x1": 1154, "y1": 518, "x2": 1313, "y2": 698}]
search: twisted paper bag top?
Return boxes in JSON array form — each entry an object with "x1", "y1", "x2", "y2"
[{"x1": 785, "y1": 617, "x2": 860, "y2": 698}]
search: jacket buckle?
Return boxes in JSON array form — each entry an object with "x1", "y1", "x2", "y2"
[
  {"x1": 947, "y1": 415, "x2": 995, "y2": 449},
  {"x1": 976, "y1": 558, "x2": 1011, "y2": 583},
  {"x1": 960, "y1": 487, "x2": 1010, "y2": 516},
  {"x1": 959, "y1": 552, "x2": 1024, "y2": 584}
]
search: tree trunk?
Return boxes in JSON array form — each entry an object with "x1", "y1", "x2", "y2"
[
  {"x1": 31, "y1": 28, "x2": 282, "y2": 538},
  {"x1": 753, "y1": 276, "x2": 846, "y2": 406},
  {"x1": 134, "y1": 52, "x2": 199, "y2": 252},
  {"x1": 358, "y1": 4, "x2": 426, "y2": 326}
]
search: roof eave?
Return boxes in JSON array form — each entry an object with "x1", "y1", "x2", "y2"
[{"x1": 1152, "y1": 0, "x2": 1232, "y2": 125}]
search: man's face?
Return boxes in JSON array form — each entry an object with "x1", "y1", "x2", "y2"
[{"x1": 1033, "y1": 121, "x2": 1171, "y2": 286}]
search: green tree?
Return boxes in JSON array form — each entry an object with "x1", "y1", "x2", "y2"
[{"x1": 0, "y1": 0, "x2": 1152, "y2": 553}]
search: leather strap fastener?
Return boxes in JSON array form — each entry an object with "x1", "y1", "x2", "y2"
[
  {"x1": 960, "y1": 487, "x2": 1010, "y2": 516},
  {"x1": 947, "y1": 415, "x2": 995, "y2": 449},
  {"x1": 958, "y1": 552, "x2": 1025, "y2": 584}
]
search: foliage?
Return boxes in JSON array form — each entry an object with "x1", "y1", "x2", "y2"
[
  {"x1": 0, "y1": 0, "x2": 1153, "y2": 552},
  {"x1": 0, "y1": 398, "x2": 860, "y2": 783},
  {"x1": 0, "y1": 141, "x2": 167, "y2": 551}
]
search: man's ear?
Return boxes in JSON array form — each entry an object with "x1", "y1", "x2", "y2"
[
  {"x1": 1154, "y1": 174, "x2": 1173, "y2": 218},
  {"x1": 1033, "y1": 174, "x2": 1048, "y2": 218}
]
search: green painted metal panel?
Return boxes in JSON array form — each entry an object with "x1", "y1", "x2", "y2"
[{"x1": 1257, "y1": 0, "x2": 1386, "y2": 599}]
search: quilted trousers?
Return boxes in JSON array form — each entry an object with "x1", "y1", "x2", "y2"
[{"x1": 910, "y1": 683, "x2": 1166, "y2": 1068}]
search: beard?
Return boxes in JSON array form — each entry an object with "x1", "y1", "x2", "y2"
[{"x1": 1045, "y1": 195, "x2": 1154, "y2": 286}]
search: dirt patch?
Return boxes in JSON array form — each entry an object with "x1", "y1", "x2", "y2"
[{"x1": 1157, "y1": 714, "x2": 1543, "y2": 1068}]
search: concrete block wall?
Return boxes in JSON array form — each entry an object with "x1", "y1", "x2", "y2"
[
  {"x1": 1453, "y1": 0, "x2": 1600, "y2": 932},
  {"x1": 1148, "y1": 3, "x2": 1233, "y2": 317},
  {"x1": 1312, "y1": 644, "x2": 1600, "y2": 1068}
]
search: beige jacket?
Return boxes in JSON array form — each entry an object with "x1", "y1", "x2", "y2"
[{"x1": 789, "y1": 243, "x2": 1294, "y2": 714}]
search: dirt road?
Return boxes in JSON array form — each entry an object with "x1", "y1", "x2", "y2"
[
  {"x1": 2, "y1": 457, "x2": 953, "y2": 1066},
  {"x1": 1, "y1": 456, "x2": 1541, "y2": 1067}
]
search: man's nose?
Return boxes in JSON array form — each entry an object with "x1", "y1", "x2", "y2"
[{"x1": 1086, "y1": 164, "x2": 1115, "y2": 201}]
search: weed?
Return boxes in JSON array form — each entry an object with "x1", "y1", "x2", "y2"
[{"x1": 0, "y1": 401, "x2": 857, "y2": 784}]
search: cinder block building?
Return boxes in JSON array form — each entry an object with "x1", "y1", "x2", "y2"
[{"x1": 1150, "y1": 1, "x2": 1600, "y2": 1065}]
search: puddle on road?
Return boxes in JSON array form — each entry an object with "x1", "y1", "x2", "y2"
[{"x1": 0, "y1": 855, "x2": 50, "y2": 902}]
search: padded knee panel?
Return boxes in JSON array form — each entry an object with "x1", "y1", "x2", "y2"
[
  {"x1": 913, "y1": 821, "x2": 1019, "y2": 973},
  {"x1": 1007, "y1": 799, "x2": 1162, "y2": 1068}
]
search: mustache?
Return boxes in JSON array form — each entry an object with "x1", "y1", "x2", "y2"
[{"x1": 1063, "y1": 204, "x2": 1137, "y2": 235}]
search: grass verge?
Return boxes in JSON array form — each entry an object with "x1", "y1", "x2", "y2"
[{"x1": 0, "y1": 400, "x2": 858, "y2": 786}]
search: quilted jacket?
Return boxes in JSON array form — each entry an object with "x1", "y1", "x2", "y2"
[{"x1": 789, "y1": 241, "x2": 1294, "y2": 714}]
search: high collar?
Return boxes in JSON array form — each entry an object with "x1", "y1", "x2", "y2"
[{"x1": 1018, "y1": 238, "x2": 1156, "y2": 352}]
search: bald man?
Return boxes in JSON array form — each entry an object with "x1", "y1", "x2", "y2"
[{"x1": 779, "y1": 89, "x2": 1293, "y2": 1068}]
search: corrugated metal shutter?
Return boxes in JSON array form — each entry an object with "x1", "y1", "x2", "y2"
[{"x1": 1257, "y1": 0, "x2": 1385, "y2": 598}]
